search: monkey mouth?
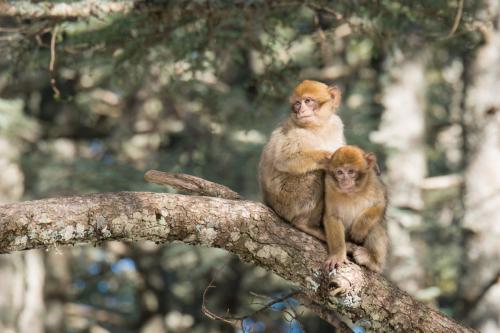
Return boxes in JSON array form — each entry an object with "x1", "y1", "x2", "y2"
[
  {"x1": 339, "y1": 185, "x2": 356, "y2": 193},
  {"x1": 296, "y1": 114, "x2": 314, "y2": 119}
]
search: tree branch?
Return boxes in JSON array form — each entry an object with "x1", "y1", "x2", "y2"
[
  {"x1": 0, "y1": 1, "x2": 137, "y2": 19},
  {"x1": 0, "y1": 0, "x2": 295, "y2": 19},
  {"x1": 144, "y1": 170, "x2": 241, "y2": 200},
  {"x1": 0, "y1": 184, "x2": 476, "y2": 332}
]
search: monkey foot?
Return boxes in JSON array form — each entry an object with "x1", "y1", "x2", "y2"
[{"x1": 352, "y1": 246, "x2": 383, "y2": 273}]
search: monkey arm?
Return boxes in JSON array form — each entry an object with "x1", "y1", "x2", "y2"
[
  {"x1": 349, "y1": 203, "x2": 385, "y2": 244},
  {"x1": 323, "y1": 214, "x2": 348, "y2": 271},
  {"x1": 324, "y1": 214, "x2": 346, "y2": 256},
  {"x1": 275, "y1": 149, "x2": 331, "y2": 174}
]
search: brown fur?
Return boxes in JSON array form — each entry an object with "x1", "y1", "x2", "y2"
[
  {"x1": 259, "y1": 80, "x2": 345, "y2": 241},
  {"x1": 330, "y1": 146, "x2": 369, "y2": 172},
  {"x1": 323, "y1": 146, "x2": 388, "y2": 272}
]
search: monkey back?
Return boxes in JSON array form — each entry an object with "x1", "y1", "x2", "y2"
[{"x1": 260, "y1": 169, "x2": 325, "y2": 227}]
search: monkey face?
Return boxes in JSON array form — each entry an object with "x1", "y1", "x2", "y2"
[
  {"x1": 328, "y1": 145, "x2": 378, "y2": 193},
  {"x1": 332, "y1": 165, "x2": 359, "y2": 193},
  {"x1": 289, "y1": 80, "x2": 342, "y2": 128},
  {"x1": 290, "y1": 96, "x2": 320, "y2": 125}
]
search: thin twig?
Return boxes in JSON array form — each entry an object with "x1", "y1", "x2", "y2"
[
  {"x1": 49, "y1": 25, "x2": 58, "y2": 72},
  {"x1": 202, "y1": 279, "x2": 301, "y2": 329},
  {"x1": 448, "y1": 0, "x2": 464, "y2": 37},
  {"x1": 202, "y1": 281, "x2": 241, "y2": 327},
  {"x1": 50, "y1": 24, "x2": 61, "y2": 99}
]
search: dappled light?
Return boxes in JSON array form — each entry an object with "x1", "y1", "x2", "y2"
[{"x1": 1, "y1": 1, "x2": 499, "y2": 332}]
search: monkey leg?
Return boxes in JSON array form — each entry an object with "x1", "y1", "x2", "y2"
[
  {"x1": 349, "y1": 203, "x2": 385, "y2": 244},
  {"x1": 352, "y1": 225, "x2": 388, "y2": 273},
  {"x1": 294, "y1": 223, "x2": 326, "y2": 241},
  {"x1": 291, "y1": 206, "x2": 326, "y2": 241},
  {"x1": 345, "y1": 241, "x2": 359, "y2": 255}
]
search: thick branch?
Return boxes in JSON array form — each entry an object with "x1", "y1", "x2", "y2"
[
  {"x1": 0, "y1": 1, "x2": 137, "y2": 18},
  {"x1": 0, "y1": 0, "x2": 291, "y2": 19},
  {"x1": 0, "y1": 191, "x2": 475, "y2": 332}
]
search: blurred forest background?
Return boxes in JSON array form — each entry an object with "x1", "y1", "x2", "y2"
[{"x1": 1, "y1": 0, "x2": 500, "y2": 332}]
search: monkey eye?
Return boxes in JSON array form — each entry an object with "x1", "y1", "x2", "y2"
[
  {"x1": 335, "y1": 170, "x2": 343, "y2": 176},
  {"x1": 304, "y1": 98, "x2": 312, "y2": 104},
  {"x1": 293, "y1": 102, "x2": 301, "y2": 112},
  {"x1": 347, "y1": 169, "x2": 355, "y2": 175}
]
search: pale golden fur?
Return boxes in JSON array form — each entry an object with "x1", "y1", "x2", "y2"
[{"x1": 259, "y1": 80, "x2": 345, "y2": 241}]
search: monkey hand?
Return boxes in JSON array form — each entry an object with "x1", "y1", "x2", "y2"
[
  {"x1": 324, "y1": 251, "x2": 348, "y2": 272},
  {"x1": 319, "y1": 151, "x2": 334, "y2": 168}
]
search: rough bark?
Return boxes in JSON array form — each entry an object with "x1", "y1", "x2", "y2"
[
  {"x1": 0, "y1": 0, "x2": 289, "y2": 19},
  {"x1": 0, "y1": 1, "x2": 137, "y2": 19},
  {"x1": 0, "y1": 189, "x2": 475, "y2": 332},
  {"x1": 144, "y1": 170, "x2": 241, "y2": 200}
]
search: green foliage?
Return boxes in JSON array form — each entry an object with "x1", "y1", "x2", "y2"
[{"x1": 0, "y1": 1, "x2": 488, "y2": 331}]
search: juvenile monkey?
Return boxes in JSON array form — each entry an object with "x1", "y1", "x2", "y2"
[
  {"x1": 259, "y1": 80, "x2": 345, "y2": 241},
  {"x1": 323, "y1": 145, "x2": 388, "y2": 273}
]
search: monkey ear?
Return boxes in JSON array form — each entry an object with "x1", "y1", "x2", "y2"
[
  {"x1": 364, "y1": 152, "x2": 381, "y2": 175},
  {"x1": 328, "y1": 85, "x2": 342, "y2": 108}
]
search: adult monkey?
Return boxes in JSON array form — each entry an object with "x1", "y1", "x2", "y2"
[{"x1": 259, "y1": 80, "x2": 345, "y2": 241}]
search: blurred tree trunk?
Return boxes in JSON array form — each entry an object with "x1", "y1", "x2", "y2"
[
  {"x1": 132, "y1": 245, "x2": 168, "y2": 333},
  {"x1": 44, "y1": 251, "x2": 71, "y2": 333},
  {"x1": 460, "y1": 1, "x2": 500, "y2": 331},
  {"x1": 0, "y1": 109, "x2": 45, "y2": 333},
  {"x1": 371, "y1": 51, "x2": 428, "y2": 294},
  {"x1": 17, "y1": 251, "x2": 46, "y2": 333},
  {"x1": 0, "y1": 251, "x2": 45, "y2": 333}
]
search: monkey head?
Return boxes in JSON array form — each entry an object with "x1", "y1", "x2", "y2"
[
  {"x1": 328, "y1": 146, "x2": 378, "y2": 193},
  {"x1": 289, "y1": 80, "x2": 341, "y2": 128}
]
